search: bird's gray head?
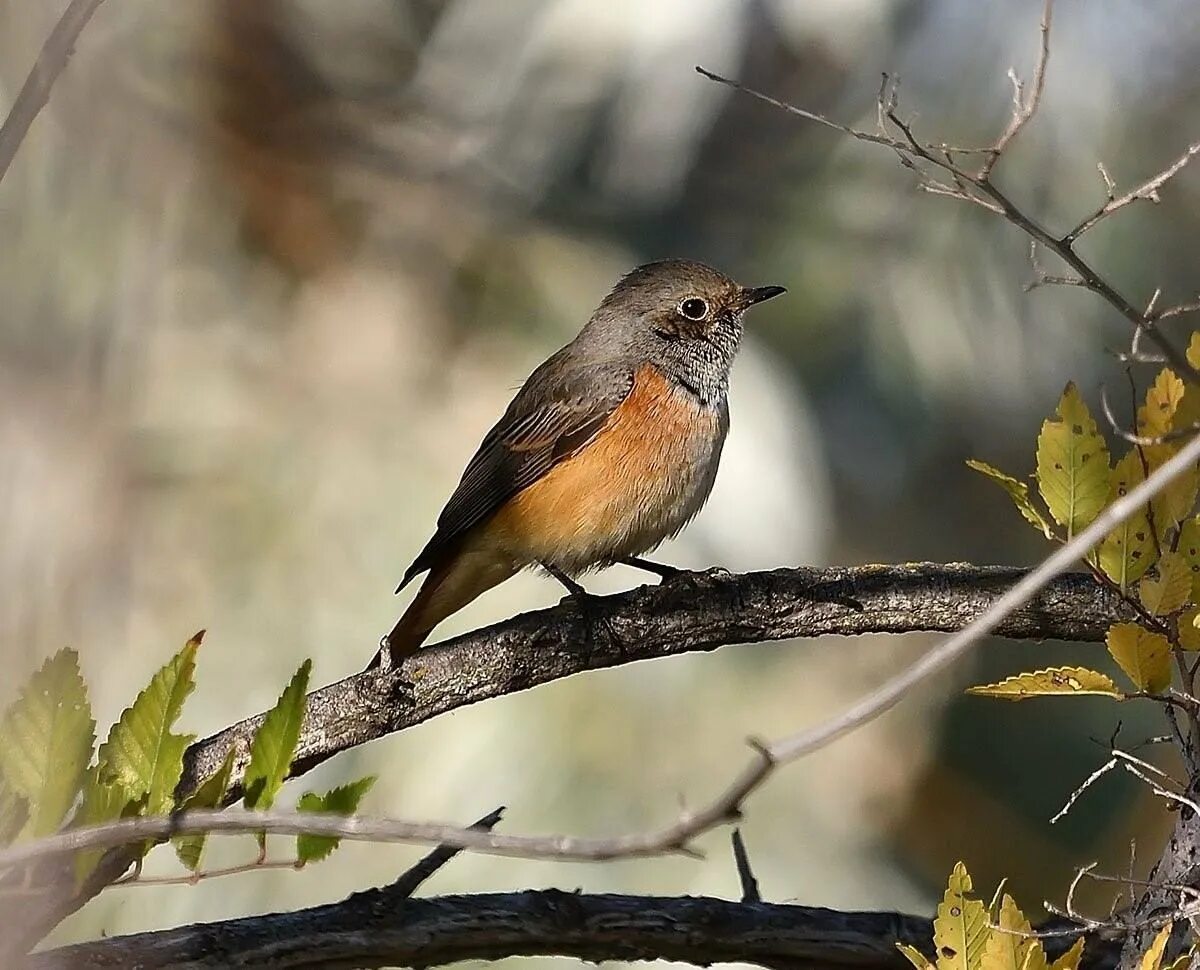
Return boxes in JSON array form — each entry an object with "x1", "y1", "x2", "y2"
[{"x1": 577, "y1": 259, "x2": 785, "y2": 403}]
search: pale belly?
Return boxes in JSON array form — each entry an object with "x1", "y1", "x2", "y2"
[{"x1": 486, "y1": 371, "x2": 728, "y2": 574}]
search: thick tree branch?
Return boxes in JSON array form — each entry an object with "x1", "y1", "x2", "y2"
[
  {"x1": 32, "y1": 890, "x2": 1110, "y2": 970},
  {"x1": 0, "y1": 0, "x2": 106, "y2": 185}
]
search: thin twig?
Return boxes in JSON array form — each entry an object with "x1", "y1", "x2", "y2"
[
  {"x1": 390, "y1": 807, "x2": 505, "y2": 900},
  {"x1": 0, "y1": 0, "x2": 106, "y2": 185},
  {"x1": 730, "y1": 830, "x2": 762, "y2": 904},
  {"x1": 979, "y1": 0, "x2": 1053, "y2": 179}
]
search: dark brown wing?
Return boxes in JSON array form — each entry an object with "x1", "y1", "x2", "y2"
[{"x1": 397, "y1": 356, "x2": 634, "y2": 590}]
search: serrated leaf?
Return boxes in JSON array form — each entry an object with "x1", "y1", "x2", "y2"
[
  {"x1": 933, "y1": 862, "x2": 989, "y2": 970},
  {"x1": 1178, "y1": 608, "x2": 1200, "y2": 651},
  {"x1": 1048, "y1": 938, "x2": 1085, "y2": 970},
  {"x1": 981, "y1": 894, "x2": 1046, "y2": 970},
  {"x1": 1107, "y1": 623, "x2": 1173, "y2": 693},
  {"x1": 0, "y1": 776, "x2": 27, "y2": 847},
  {"x1": 1036, "y1": 383, "x2": 1110, "y2": 538},
  {"x1": 173, "y1": 749, "x2": 236, "y2": 871},
  {"x1": 898, "y1": 943, "x2": 936, "y2": 970},
  {"x1": 296, "y1": 775, "x2": 377, "y2": 864},
  {"x1": 1099, "y1": 452, "x2": 1156, "y2": 589},
  {"x1": 244, "y1": 660, "x2": 311, "y2": 815},
  {"x1": 1140, "y1": 923, "x2": 1172, "y2": 970},
  {"x1": 966, "y1": 460, "x2": 1056, "y2": 540},
  {"x1": 0, "y1": 649, "x2": 95, "y2": 837},
  {"x1": 967, "y1": 667, "x2": 1123, "y2": 701},
  {"x1": 97, "y1": 633, "x2": 201, "y2": 816},
  {"x1": 1140, "y1": 551, "x2": 1192, "y2": 616},
  {"x1": 73, "y1": 767, "x2": 140, "y2": 884},
  {"x1": 1161, "y1": 955, "x2": 1191, "y2": 970},
  {"x1": 1138, "y1": 370, "x2": 1186, "y2": 438}
]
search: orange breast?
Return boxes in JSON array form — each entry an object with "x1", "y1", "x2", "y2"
[{"x1": 485, "y1": 363, "x2": 725, "y2": 572}]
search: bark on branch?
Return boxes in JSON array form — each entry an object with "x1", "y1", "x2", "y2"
[{"x1": 34, "y1": 889, "x2": 1113, "y2": 970}]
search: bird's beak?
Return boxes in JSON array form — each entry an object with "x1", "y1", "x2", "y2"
[{"x1": 740, "y1": 284, "x2": 787, "y2": 309}]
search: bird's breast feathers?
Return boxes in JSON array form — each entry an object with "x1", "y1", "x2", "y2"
[{"x1": 485, "y1": 363, "x2": 727, "y2": 572}]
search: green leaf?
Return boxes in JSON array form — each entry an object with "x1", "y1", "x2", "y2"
[
  {"x1": 73, "y1": 767, "x2": 141, "y2": 884},
  {"x1": 1107, "y1": 623, "x2": 1172, "y2": 693},
  {"x1": 96, "y1": 633, "x2": 201, "y2": 815},
  {"x1": 965, "y1": 460, "x2": 1056, "y2": 540},
  {"x1": 966, "y1": 667, "x2": 1123, "y2": 701},
  {"x1": 0, "y1": 649, "x2": 95, "y2": 837},
  {"x1": 1140, "y1": 550, "x2": 1192, "y2": 617},
  {"x1": 296, "y1": 775, "x2": 377, "y2": 864},
  {"x1": 1036, "y1": 383, "x2": 1110, "y2": 539},
  {"x1": 1098, "y1": 452, "x2": 1155, "y2": 589},
  {"x1": 173, "y1": 749, "x2": 236, "y2": 871},
  {"x1": 933, "y1": 862, "x2": 989, "y2": 970},
  {"x1": 0, "y1": 775, "x2": 27, "y2": 847},
  {"x1": 244, "y1": 660, "x2": 312, "y2": 814}
]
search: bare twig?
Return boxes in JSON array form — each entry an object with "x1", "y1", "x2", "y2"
[
  {"x1": 390, "y1": 806, "x2": 505, "y2": 900},
  {"x1": 0, "y1": 0, "x2": 106, "y2": 185},
  {"x1": 979, "y1": 0, "x2": 1053, "y2": 179},
  {"x1": 730, "y1": 830, "x2": 761, "y2": 904},
  {"x1": 1068, "y1": 140, "x2": 1200, "y2": 241}
]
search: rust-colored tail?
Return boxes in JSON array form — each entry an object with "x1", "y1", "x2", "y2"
[{"x1": 384, "y1": 548, "x2": 519, "y2": 664}]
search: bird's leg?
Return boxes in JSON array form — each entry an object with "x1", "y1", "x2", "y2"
[
  {"x1": 540, "y1": 562, "x2": 619, "y2": 648},
  {"x1": 619, "y1": 556, "x2": 683, "y2": 582}
]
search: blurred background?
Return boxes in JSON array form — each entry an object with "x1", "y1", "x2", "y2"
[{"x1": 3, "y1": 0, "x2": 1199, "y2": 958}]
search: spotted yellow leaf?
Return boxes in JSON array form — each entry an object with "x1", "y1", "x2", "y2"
[
  {"x1": 1140, "y1": 550, "x2": 1192, "y2": 616},
  {"x1": 966, "y1": 460, "x2": 1056, "y2": 540},
  {"x1": 1138, "y1": 369, "x2": 1186, "y2": 438},
  {"x1": 1098, "y1": 451, "x2": 1156, "y2": 588},
  {"x1": 967, "y1": 667, "x2": 1123, "y2": 701},
  {"x1": 933, "y1": 862, "x2": 989, "y2": 970},
  {"x1": 1107, "y1": 623, "x2": 1172, "y2": 693},
  {"x1": 1036, "y1": 383, "x2": 1110, "y2": 538},
  {"x1": 1178, "y1": 607, "x2": 1200, "y2": 652}
]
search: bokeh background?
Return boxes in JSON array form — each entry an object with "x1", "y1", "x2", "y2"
[{"x1": 3, "y1": 0, "x2": 1200, "y2": 959}]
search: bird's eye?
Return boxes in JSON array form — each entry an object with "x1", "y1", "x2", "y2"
[{"x1": 679, "y1": 297, "x2": 709, "y2": 321}]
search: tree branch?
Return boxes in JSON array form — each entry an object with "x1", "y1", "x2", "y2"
[
  {"x1": 31, "y1": 890, "x2": 1111, "y2": 970},
  {"x1": 2, "y1": 563, "x2": 1134, "y2": 955},
  {"x1": 0, "y1": 0, "x2": 106, "y2": 185}
]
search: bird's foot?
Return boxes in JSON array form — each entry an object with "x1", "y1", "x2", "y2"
[
  {"x1": 365, "y1": 636, "x2": 417, "y2": 704},
  {"x1": 541, "y1": 562, "x2": 621, "y2": 649}
]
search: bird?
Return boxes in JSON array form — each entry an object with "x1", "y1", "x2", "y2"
[{"x1": 381, "y1": 258, "x2": 786, "y2": 664}]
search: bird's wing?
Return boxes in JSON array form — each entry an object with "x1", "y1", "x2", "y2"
[{"x1": 398, "y1": 357, "x2": 634, "y2": 589}]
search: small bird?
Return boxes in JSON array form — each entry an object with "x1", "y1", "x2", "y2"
[{"x1": 383, "y1": 258, "x2": 785, "y2": 663}]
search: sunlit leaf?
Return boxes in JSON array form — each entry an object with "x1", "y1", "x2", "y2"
[
  {"x1": 897, "y1": 943, "x2": 936, "y2": 970},
  {"x1": 1139, "y1": 923, "x2": 1173, "y2": 970},
  {"x1": 966, "y1": 460, "x2": 1055, "y2": 540},
  {"x1": 1107, "y1": 623, "x2": 1172, "y2": 693},
  {"x1": 73, "y1": 767, "x2": 140, "y2": 884},
  {"x1": 173, "y1": 749, "x2": 236, "y2": 871},
  {"x1": 1048, "y1": 938, "x2": 1085, "y2": 970},
  {"x1": 1178, "y1": 608, "x2": 1200, "y2": 652},
  {"x1": 981, "y1": 894, "x2": 1046, "y2": 970},
  {"x1": 933, "y1": 862, "x2": 989, "y2": 970},
  {"x1": 244, "y1": 659, "x2": 312, "y2": 815},
  {"x1": 1036, "y1": 383, "x2": 1109, "y2": 538},
  {"x1": 966, "y1": 667, "x2": 1123, "y2": 701},
  {"x1": 1138, "y1": 369, "x2": 1186, "y2": 438},
  {"x1": 1188, "y1": 332, "x2": 1200, "y2": 372},
  {"x1": 1140, "y1": 550, "x2": 1192, "y2": 616},
  {"x1": 97, "y1": 633, "x2": 201, "y2": 816},
  {"x1": 1098, "y1": 451, "x2": 1155, "y2": 588},
  {"x1": 0, "y1": 649, "x2": 95, "y2": 837},
  {"x1": 296, "y1": 775, "x2": 377, "y2": 864}
]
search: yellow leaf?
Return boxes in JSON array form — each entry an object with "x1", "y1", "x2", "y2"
[
  {"x1": 966, "y1": 667, "x2": 1123, "y2": 701},
  {"x1": 933, "y1": 862, "x2": 989, "y2": 970},
  {"x1": 981, "y1": 894, "x2": 1046, "y2": 970},
  {"x1": 966, "y1": 461, "x2": 1056, "y2": 540},
  {"x1": 1036, "y1": 383, "x2": 1110, "y2": 538},
  {"x1": 1107, "y1": 623, "x2": 1172, "y2": 693},
  {"x1": 1161, "y1": 955, "x2": 1192, "y2": 970},
  {"x1": 1139, "y1": 923, "x2": 1172, "y2": 970},
  {"x1": 1140, "y1": 550, "x2": 1192, "y2": 616},
  {"x1": 1099, "y1": 452, "x2": 1156, "y2": 588},
  {"x1": 1188, "y1": 332, "x2": 1200, "y2": 371},
  {"x1": 898, "y1": 943, "x2": 937, "y2": 970},
  {"x1": 1177, "y1": 607, "x2": 1200, "y2": 651},
  {"x1": 1138, "y1": 370, "x2": 1186, "y2": 438},
  {"x1": 1048, "y1": 938, "x2": 1085, "y2": 970}
]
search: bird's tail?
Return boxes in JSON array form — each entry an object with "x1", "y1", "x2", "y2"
[{"x1": 383, "y1": 548, "x2": 519, "y2": 663}]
